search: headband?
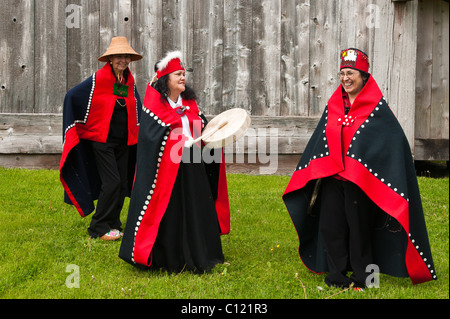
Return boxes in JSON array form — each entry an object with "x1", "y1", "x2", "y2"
[{"x1": 156, "y1": 51, "x2": 185, "y2": 79}]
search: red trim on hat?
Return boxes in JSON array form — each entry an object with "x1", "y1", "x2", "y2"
[
  {"x1": 156, "y1": 58, "x2": 185, "y2": 79},
  {"x1": 340, "y1": 49, "x2": 369, "y2": 73}
]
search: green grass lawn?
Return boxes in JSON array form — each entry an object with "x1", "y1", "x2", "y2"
[{"x1": 0, "y1": 168, "x2": 448, "y2": 300}]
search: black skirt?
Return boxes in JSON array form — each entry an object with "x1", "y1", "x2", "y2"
[{"x1": 151, "y1": 147, "x2": 224, "y2": 273}]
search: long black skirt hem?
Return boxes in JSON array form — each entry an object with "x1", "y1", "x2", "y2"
[{"x1": 150, "y1": 151, "x2": 224, "y2": 274}]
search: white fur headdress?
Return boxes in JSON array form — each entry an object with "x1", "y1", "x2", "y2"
[
  {"x1": 151, "y1": 51, "x2": 185, "y2": 84},
  {"x1": 156, "y1": 51, "x2": 183, "y2": 72}
]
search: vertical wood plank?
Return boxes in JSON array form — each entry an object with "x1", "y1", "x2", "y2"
[
  {"x1": 117, "y1": 0, "x2": 132, "y2": 40},
  {"x1": 338, "y1": 0, "x2": 359, "y2": 49},
  {"x1": 66, "y1": 0, "x2": 101, "y2": 90},
  {"x1": 0, "y1": 0, "x2": 35, "y2": 113},
  {"x1": 34, "y1": 0, "x2": 67, "y2": 113},
  {"x1": 178, "y1": 1, "x2": 195, "y2": 70},
  {"x1": 132, "y1": 0, "x2": 162, "y2": 96},
  {"x1": 192, "y1": 0, "x2": 224, "y2": 115},
  {"x1": 99, "y1": 0, "x2": 132, "y2": 56},
  {"x1": 309, "y1": 0, "x2": 339, "y2": 116},
  {"x1": 222, "y1": 0, "x2": 253, "y2": 113},
  {"x1": 363, "y1": 0, "x2": 380, "y2": 60},
  {"x1": 389, "y1": 0, "x2": 418, "y2": 148},
  {"x1": 430, "y1": 0, "x2": 449, "y2": 139},
  {"x1": 99, "y1": 0, "x2": 119, "y2": 52},
  {"x1": 370, "y1": 0, "x2": 395, "y2": 96},
  {"x1": 280, "y1": 0, "x2": 310, "y2": 116},
  {"x1": 192, "y1": 0, "x2": 211, "y2": 113},
  {"x1": 415, "y1": 0, "x2": 433, "y2": 139},
  {"x1": 338, "y1": 0, "x2": 373, "y2": 52},
  {"x1": 251, "y1": 0, "x2": 281, "y2": 116},
  {"x1": 161, "y1": 0, "x2": 194, "y2": 66}
]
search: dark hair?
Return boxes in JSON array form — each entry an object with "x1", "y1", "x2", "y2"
[
  {"x1": 360, "y1": 70, "x2": 370, "y2": 86},
  {"x1": 152, "y1": 62, "x2": 197, "y2": 101}
]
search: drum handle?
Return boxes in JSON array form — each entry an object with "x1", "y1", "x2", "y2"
[{"x1": 185, "y1": 119, "x2": 228, "y2": 147}]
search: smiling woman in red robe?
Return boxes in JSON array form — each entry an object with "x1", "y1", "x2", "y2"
[
  {"x1": 283, "y1": 48, "x2": 437, "y2": 288},
  {"x1": 119, "y1": 51, "x2": 230, "y2": 273},
  {"x1": 60, "y1": 37, "x2": 142, "y2": 241}
]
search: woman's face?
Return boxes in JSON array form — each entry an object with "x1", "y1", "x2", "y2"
[
  {"x1": 110, "y1": 54, "x2": 131, "y2": 75},
  {"x1": 340, "y1": 68, "x2": 364, "y2": 96},
  {"x1": 167, "y1": 70, "x2": 186, "y2": 96}
]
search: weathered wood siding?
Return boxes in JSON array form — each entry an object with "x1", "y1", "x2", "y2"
[
  {"x1": 1, "y1": 0, "x2": 448, "y2": 169},
  {"x1": 415, "y1": 0, "x2": 449, "y2": 160}
]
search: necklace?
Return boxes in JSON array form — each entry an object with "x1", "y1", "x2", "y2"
[
  {"x1": 117, "y1": 73, "x2": 124, "y2": 84},
  {"x1": 117, "y1": 98, "x2": 126, "y2": 107}
]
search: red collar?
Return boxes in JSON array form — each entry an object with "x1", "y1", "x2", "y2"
[{"x1": 143, "y1": 85, "x2": 200, "y2": 128}]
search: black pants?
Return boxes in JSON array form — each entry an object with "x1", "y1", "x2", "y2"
[
  {"x1": 319, "y1": 177, "x2": 376, "y2": 287},
  {"x1": 88, "y1": 140, "x2": 129, "y2": 238}
]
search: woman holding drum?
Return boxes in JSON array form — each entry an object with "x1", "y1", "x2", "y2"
[{"x1": 119, "y1": 51, "x2": 231, "y2": 273}]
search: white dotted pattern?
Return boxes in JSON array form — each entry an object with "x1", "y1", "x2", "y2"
[
  {"x1": 63, "y1": 73, "x2": 96, "y2": 143},
  {"x1": 131, "y1": 106, "x2": 170, "y2": 263},
  {"x1": 130, "y1": 106, "x2": 205, "y2": 264},
  {"x1": 297, "y1": 108, "x2": 329, "y2": 171}
]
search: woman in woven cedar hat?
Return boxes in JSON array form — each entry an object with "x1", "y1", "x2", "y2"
[
  {"x1": 119, "y1": 51, "x2": 230, "y2": 273},
  {"x1": 283, "y1": 48, "x2": 437, "y2": 289},
  {"x1": 60, "y1": 36, "x2": 143, "y2": 241}
]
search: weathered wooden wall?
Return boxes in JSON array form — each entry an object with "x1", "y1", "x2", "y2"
[
  {"x1": 415, "y1": 0, "x2": 449, "y2": 160},
  {"x1": 0, "y1": 0, "x2": 448, "y2": 170}
]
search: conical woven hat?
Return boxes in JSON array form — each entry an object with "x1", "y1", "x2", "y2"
[{"x1": 98, "y1": 36, "x2": 143, "y2": 62}]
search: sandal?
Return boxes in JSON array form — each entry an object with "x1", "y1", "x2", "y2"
[
  {"x1": 100, "y1": 230, "x2": 121, "y2": 241},
  {"x1": 111, "y1": 229, "x2": 124, "y2": 237}
]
